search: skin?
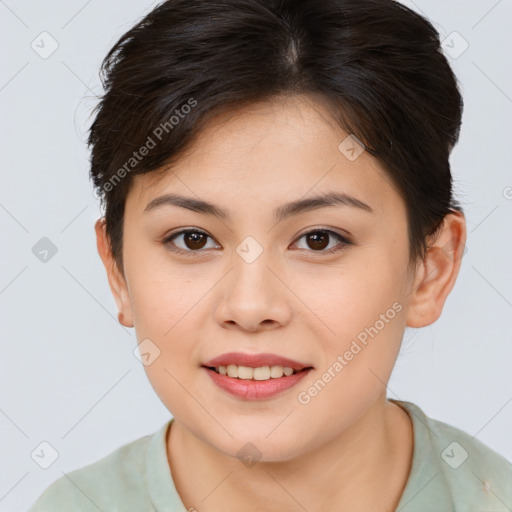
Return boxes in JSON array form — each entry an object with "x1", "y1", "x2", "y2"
[{"x1": 95, "y1": 93, "x2": 466, "y2": 511}]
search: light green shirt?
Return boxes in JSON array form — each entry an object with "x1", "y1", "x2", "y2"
[{"x1": 28, "y1": 399, "x2": 512, "y2": 511}]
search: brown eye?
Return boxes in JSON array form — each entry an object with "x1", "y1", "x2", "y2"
[
  {"x1": 305, "y1": 231, "x2": 329, "y2": 250},
  {"x1": 164, "y1": 228, "x2": 351, "y2": 258},
  {"x1": 164, "y1": 229, "x2": 219, "y2": 255},
  {"x1": 182, "y1": 231, "x2": 207, "y2": 250},
  {"x1": 294, "y1": 229, "x2": 350, "y2": 254}
]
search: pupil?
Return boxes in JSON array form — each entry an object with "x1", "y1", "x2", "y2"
[
  {"x1": 308, "y1": 231, "x2": 328, "y2": 250},
  {"x1": 186, "y1": 232, "x2": 206, "y2": 250}
]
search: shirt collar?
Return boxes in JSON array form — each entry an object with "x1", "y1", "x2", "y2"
[
  {"x1": 145, "y1": 417, "x2": 187, "y2": 512},
  {"x1": 145, "y1": 400, "x2": 454, "y2": 511},
  {"x1": 391, "y1": 399, "x2": 454, "y2": 511}
]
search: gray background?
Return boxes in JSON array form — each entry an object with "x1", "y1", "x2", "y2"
[{"x1": 1, "y1": 0, "x2": 511, "y2": 510}]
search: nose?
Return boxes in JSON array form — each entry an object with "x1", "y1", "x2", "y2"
[{"x1": 214, "y1": 248, "x2": 292, "y2": 332}]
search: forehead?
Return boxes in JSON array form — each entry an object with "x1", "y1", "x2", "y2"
[{"x1": 126, "y1": 94, "x2": 401, "y2": 218}]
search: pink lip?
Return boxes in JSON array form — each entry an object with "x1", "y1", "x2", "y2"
[
  {"x1": 201, "y1": 352, "x2": 313, "y2": 401},
  {"x1": 202, "y1": 352, "x2": 312, "y2": 371},
  {"x1": 203, "y1": 366, "x2": 312, "y2": 400}
]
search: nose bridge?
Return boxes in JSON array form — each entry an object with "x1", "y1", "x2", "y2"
[
  {"x1": 230, "y1": 235, "x2": 276, "y2": 303},
  {"x1": 214, "y1": 236, "x2": 290, "y2": 330}
]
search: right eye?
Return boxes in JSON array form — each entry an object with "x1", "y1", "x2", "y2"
[{"x1": 163, "y1": 229, "x2": 220, "y2": 256}]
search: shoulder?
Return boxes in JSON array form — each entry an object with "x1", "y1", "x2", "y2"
[
  {"x1": 398, "y1": 400, "x2": 512, "y2": 509},
  {"x1": 27, "y1": 428, "x2": 159, "y2": 512},
  {"x1": 428, "y1": 410, "x2": 512, "y2": 499}
]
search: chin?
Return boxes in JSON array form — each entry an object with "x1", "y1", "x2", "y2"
[{"x1": 214, "y1": 429, "x2": 307, "y2": 465}]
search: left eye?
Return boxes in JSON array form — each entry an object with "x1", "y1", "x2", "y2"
[
  {"x1": 163, "y1": 228, "x2": 350, "y2": 256},
  {"x1": 293, "y1": 229, "x2": 350, "y2": 254}
]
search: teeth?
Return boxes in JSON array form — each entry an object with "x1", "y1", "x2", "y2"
[{"x1": 215, "y1": 364, "x2": 297, "y2": 380}]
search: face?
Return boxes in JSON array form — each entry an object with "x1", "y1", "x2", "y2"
[{"x1": 102, "y1": 94, "x2": 423, "y2": 461}]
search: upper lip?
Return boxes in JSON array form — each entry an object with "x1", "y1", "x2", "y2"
[{"x1": 203, "y1": 352, "x2": 313, "y2": 371}]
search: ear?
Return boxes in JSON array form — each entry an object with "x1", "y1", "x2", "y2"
[
  {"x1": 94, "y1": 217, "x2": 134, "y2": 328},
  {"x1": 406, "y1": 211, "x2": 467, "y2": 328}
]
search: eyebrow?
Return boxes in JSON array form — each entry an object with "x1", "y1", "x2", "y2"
[{"x1": 144, "y1": 191, "x2": 373, "y2": 221}]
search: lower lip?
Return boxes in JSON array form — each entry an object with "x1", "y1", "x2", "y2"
[{"x1": 202, "y1": 367, "x2": 312, "y2": 400}]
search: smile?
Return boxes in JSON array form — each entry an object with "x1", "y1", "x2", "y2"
[
  {"x1": 202, "y1": 365, "x2": 313, "y2": 400},
  {"x1": 208, "y1": 364, "x2": 300, "y2": 380}
]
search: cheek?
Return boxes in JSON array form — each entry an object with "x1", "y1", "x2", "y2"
[
  {"x1": 125, "y1": 243, "x2": 214, "y2": 338},
  {"x1": 305, "y1": 258, "x2": 407, "y2": 390},
  {"x1": 302, "y1": 258, "x2": 404, "y2": 337},
  {"x1": 297, "y1": 295, "x2": 405, "y2": 423},
  {"x1": 127, "y1": 268, "x2": 209, "y2": 419}
]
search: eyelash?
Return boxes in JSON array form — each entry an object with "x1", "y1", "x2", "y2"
[{"x1": 162, "y1": 228, "x2": 352, "y2": 258}]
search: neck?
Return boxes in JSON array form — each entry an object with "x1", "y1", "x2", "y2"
[{"x1": 166, "y1": 394, "x2": 413, "y2": 512}]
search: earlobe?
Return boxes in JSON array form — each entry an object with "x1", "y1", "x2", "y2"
[
  {"x1": 405, "y1": 211, "x2": 466, "y2": 328},
  {"x1": 94, "y1": 218, "x2": 134, "y2": 328}
]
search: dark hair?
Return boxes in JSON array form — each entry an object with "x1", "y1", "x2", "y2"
[{"x1": 88, "y1": 0, "x2": 463, "y2": 276}]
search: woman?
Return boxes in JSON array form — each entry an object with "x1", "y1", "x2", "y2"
[{"x1": 29, "y1": 0, "x2": 512, "y2": 510}]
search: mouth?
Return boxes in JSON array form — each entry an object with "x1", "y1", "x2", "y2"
[
  {"x1": 202, "y1": 352, "x2": 313, "y2": 373},
  {"x1": 202, "y1": 365, "x2": 313, "y2": 400},
  {"x1": 200, "y1": 352, "x2": 314, "y2": 400},
  {"x1": 202, "y1": 364, "x2": 312, "y2": 380}
]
